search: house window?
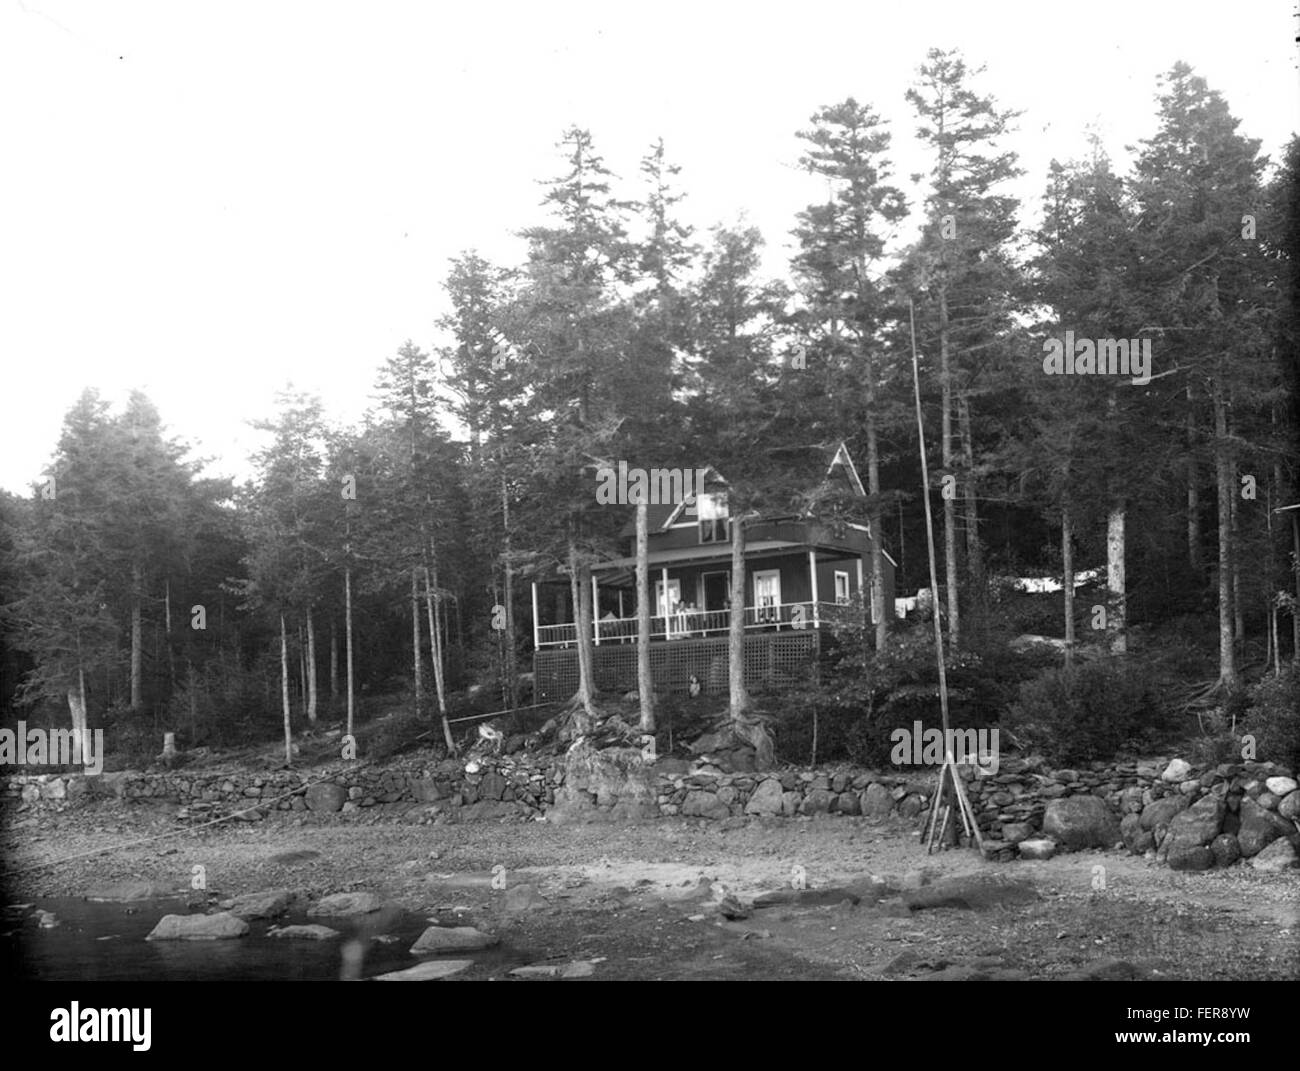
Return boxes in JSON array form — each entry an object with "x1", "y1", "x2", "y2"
[
  {"x1": 834, "y1": 571, "x2": 850, "y2": 605},
  {"x1": 697, "y1": 491, "x2": 729, "y2": 543}
]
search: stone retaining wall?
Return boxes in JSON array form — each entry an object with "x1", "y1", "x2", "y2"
[{"x1": 4, "y1": 753, "x2": 1296, "y2": 870}]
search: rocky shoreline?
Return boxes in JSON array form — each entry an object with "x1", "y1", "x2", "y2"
[{"x1": 6, "y1": 750, "x2": 1297, "y2": 872}]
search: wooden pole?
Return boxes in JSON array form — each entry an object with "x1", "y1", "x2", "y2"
[{"x1": 909, "y1": 299, "x2": 950, "y2": 736}]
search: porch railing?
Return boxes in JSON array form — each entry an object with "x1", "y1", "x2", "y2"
[{"x1": 534, "y1": 600, "x2": 860, "y2": 649}]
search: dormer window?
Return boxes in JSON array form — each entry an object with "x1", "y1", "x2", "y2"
[{"x1": 697, "y1": 491, "x2": 729, "y2": 543}]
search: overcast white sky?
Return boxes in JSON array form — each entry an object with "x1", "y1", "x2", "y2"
[{"x1": 2, "y1": 0, "x2": 1296, "y2": 494}]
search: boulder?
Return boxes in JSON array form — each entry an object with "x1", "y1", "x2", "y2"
[
  {"x1": 1248, "y1": 839, "x2": 1299, "y2": 872},
  {"x1": 410, "y1": 778, "x2": 448, "y2": 803},
  {"x1": 1165, "y1": 793, "x2": 1224, "y2": 848},
  {"x1": 559, "y1": 741, "x2": 655, "y2": 815},
  {"x1": 224, "y1": 888, "x2": 298, "y2": 920},
  {"x1": 1209, "y1": 833, "x2": 1240, "y2": 868},
  {"x1": 1265, "y1": 776, "x2": 1298, "y2": 797},
  {"x1": 409, "y1": 926, "x2": 499, "y2": 954},
  {"x1": 374, "y1": 960, "x2": 472, "y2": 981},
  {"x1": 898, "y1": 794, "x2": 924, "y2": 819},
  {"x1": 800, "y1": 789, "x2": 834, "y2": 816},
  {"x1": 690, "y1": 730, "x2": 728, "y2": 754},
  {"x1": 682, "y1": 791, "x2": 730, "y2": 820},
  {"x1": 308, "y1": 892, "x2": 382, "y2": 918},
  {"x1": 1001, "y1": 821, "x2": 1035, "y2": 844},
  {"x1": 1279, "y1": 791, "x2": 1300, "y2": 821},
  {"x1": 780, "y1": 791, "x2": 801, "y2": 817},
  {"x1": 146, "y1": 912, "x2": 249, "y2": 940},
  {"x1": 1165, "y1": 841, "x2": 1214, "y2": 871},
  {"x1": 743, "y1": 778, "x2": 784, "y2": 816},
  {"x1": 1161, "y1": 759, "x2": 1193, "y2": 783},
  {"x1": 860, "y1": 783, "x2": 894, "y2": 817},
  {"x1": 1018, "y1": 838, "x2": 1057, "y2": 860},
  {"x1": 40, "y1": 778, "x2": 66, "y2": 800},
  {"x1": 1236, "y1": 797, "x2": 1293, "y2": 858},
  {"x1": 509, "y1": 960, "x2": 596, "y2": 979},
  {"x1": 834, "y1": 791, "x2": 861, "y2": 816},
  {"x1": 305, "y1": 782, "x2": 347, "y2": 813},
  {"x1": 1139, "y1": 795, "x2": 1189, "y2": 830},
  {"x1": 1042, "y1": 796, "x2": 1120, "y2": 850},
  {"x1": 268, "y1": 924, "x2": 339, "y2": 940},
  {"x1": 478, "y1": 772, "x2": 507, "y2": 801}
]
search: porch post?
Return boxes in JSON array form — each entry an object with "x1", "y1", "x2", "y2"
[
  {"x1": 661, "y1": 567, "x2": 670, "y2": 638},
  {"x1": 531, "y1": 581, "x2": 541, "y2": 649},
  {"x1": 592, "y1": 573, "x2": 600, "y2": 646},
  {"x1": 808, "y1": 549, "x2": 820, "y2": 628},
  {"x1": 856, "y1": 557, "x2": 865, "y2": 623}
]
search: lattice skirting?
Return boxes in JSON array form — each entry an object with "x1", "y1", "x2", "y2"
[{"x1": 533, "y1": 632, "x2": 820, "y2": 701}]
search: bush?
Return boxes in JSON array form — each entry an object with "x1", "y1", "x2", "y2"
[
  {"x1": 1002, "y1": 658, "x2": 1165, "y2": 765},
  {"x1": 1244, "y1": 666, "x2": 1300, "y2": 772},
  {"x1": 1185, "y1": 709, "x2": 1242, "y2": 768},
  {"x1": 777, "y1": 622, "x2": 1056, "y2": 768}
]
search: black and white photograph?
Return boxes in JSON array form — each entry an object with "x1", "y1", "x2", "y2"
[{"x1": 1, "y1": 0, "x2": 1297, "y2": 1047}]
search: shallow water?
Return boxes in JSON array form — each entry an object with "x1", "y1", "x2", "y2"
[{"x1": 1, "y1": 898, "x2": 516, "y2": 981}]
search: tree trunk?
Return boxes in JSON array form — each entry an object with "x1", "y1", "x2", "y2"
[
  {"x1": 424, "y1": 556, "x2": 455, "y2": 753},
  {"x1": 298, "y1": 625, "x2": 307, "y2": 718},
  {"x1": 728, "y1": 515, "x2": 750, "y2": 719},
  {"x1": 567, "y1": 540, "x2": 598, "y2": 720},
  {"x1": 1062, "y1": 505, "x2": 1075, "y2": 668},
  {"x1": 345, "y1": 567, "x2": 355, "y2": 739},
  {"x1": 501, "y1": 471, "x2": 519, "y2": 710},
  {"x1": 1105, "y1": 395, "x2": 1127, "y2": 657},
  {"x1": 280, "y1": 614, "x2": 292, "y2": 767},
  {"x1": 187, "y1": 661, "x2": 198, "y2": 737},
  {"x1": 865, "y1": 353, "x2": 888, "y2": 652},
  {"x1": 305, "y1": 606, "x2": 318, "y2": 725},
  {"x1": 1186, "y1": 384, "x2": 1202, "y2": 572},
  {"x1": 130, "y1": 563, "x2": 143, "y2": 711},
  {"x1": 329, "y1": 620, "x2": 338, "y2": 701},
  {"x1": 1230, "y1": 477, "x2": 1244, "y2": 645},
  {"x1": 1106, "y1": 504, "x2": 1127, "y2": 655},
  {"x1": 636, "y1": 499, "x2": 654, "y2": 731},
  {"x1": 957, "y1": 393, "x2": 984, "y2": 629},
  {"x1": 938, "y1": 285, "x2": 960, "y2": 647},
  {"x1": 1292, "y1": 514, "x2": 1300, "y2": 667},
  {"x1": 1212, "y1": 380, "x2": 1237, "y2": 688},
  {"x1": 164, "y1": 577, "x2": 175, "y2": 695},
  {"x1": 67, "y1": 670, "x2": 88, "y2": 742},
  {"x1": 411, "y1": 568, "x2": 423, "y2": 716}
]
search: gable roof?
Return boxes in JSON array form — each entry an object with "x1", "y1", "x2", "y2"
[
  {"x1": 613, "y1": 444, "x2": 869, "y2": 537},
  {"x1": 613, "y1": 466, "x2": 727, "y2": 536},
  {"x1": 828, "y1": 441, "x2": 866, "y2": 497}
]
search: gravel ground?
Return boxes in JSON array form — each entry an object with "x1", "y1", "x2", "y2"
[{"x1": 4, "y1": 798, "x2": 1296, "y2": 981}]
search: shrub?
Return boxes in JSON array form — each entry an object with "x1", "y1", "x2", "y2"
[
  {"x1": 1185, "y1": 709, "x2": 1242, "y2": 768},
  {"x1": 1244, "y1": 666, "x2": 1300, "y2": 772},
  {"x1": 778, "y1": 622, "x2": 1056, "y2": 768},
  {"x1": 1002, "y1": 657, "x2": 1164, "y2": 765}
]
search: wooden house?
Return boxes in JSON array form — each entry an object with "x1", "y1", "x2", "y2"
[{"x1": 531, "y1": 442, "x2": 896, "y2": 700}]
